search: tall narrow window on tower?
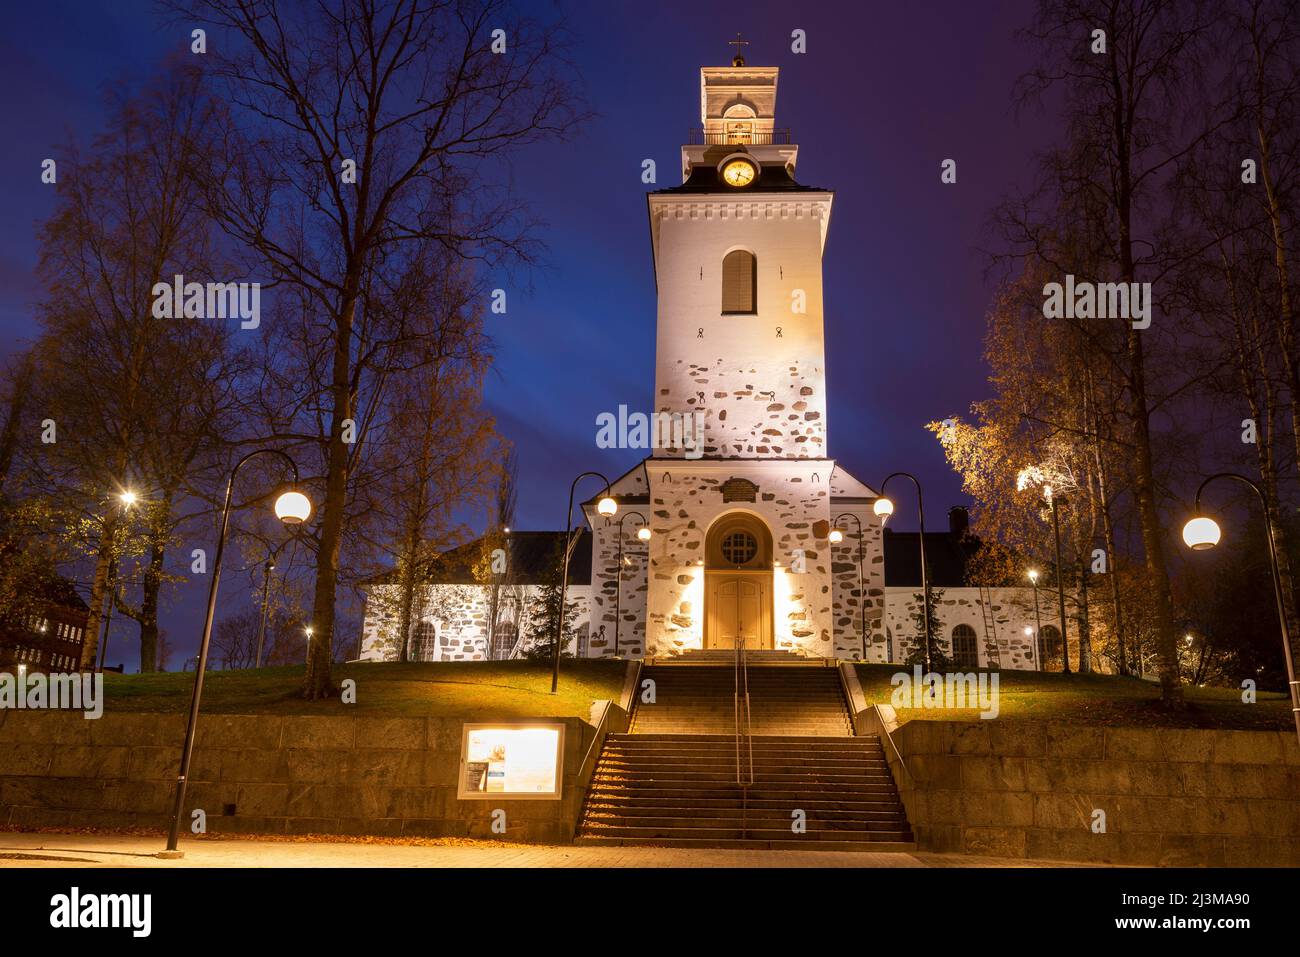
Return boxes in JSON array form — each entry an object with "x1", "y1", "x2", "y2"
[{"x1": 721, "y1": 250, "x2": 757, "y2": 314}]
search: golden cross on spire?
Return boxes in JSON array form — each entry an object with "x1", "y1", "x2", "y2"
[{"x1": 728, "y1": 33, "x2": 749, "y2": 66}]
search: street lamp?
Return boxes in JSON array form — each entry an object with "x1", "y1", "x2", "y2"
[
  {"x1": 161, "y1": 449, "x2": 310, "y2": 857},
  {"x1": 612, "y1": 511, "x2": 650, "y2": 657},
  {"x1": 833, "y1": 512, "x2": 868, "y2": 661},
  {"x1": 876, "y1": 473, "x2": 930, "y2": 670},
  {"x1": 1019, "y1": 469, "x2": 1072, "y2": 674},
  {"x1": 304, "y1": 626, "x2": 314, "y2": 663},
  {"x1": 1182, "y1": 472, "x2": 1300, "y2": 746},
  {"x1": 553, "y1": 471, "x2": 615, "y2": 693}
]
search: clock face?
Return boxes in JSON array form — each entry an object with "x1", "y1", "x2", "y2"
[{"x1": 721, "y1": 158, "x2": 757, "y2": 187}]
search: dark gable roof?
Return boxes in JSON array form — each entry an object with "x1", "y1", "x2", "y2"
[
  {"x1": 884, "y1": 529, "x2": 976, "y2": 589},
  {"x1": 367, "y1": 530, "x2": 591, "y2": 587},
  {"x1": 653, "y1": 162, "x2": 828, "y2": 195}
]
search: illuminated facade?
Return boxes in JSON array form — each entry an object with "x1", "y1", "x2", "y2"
[{"x1": 359, "y1": 54, "x2": 1080, "y2": 671}]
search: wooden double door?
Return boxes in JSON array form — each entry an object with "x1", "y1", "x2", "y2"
[{"x1": 705, "y1": 572, "x2": 773, "y2": 650}]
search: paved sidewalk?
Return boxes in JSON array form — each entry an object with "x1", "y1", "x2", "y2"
[{"x1": 0, "y1": 832, "x2": 1085, "y2": 868}]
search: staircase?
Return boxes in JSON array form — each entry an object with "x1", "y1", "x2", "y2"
[
  {"x1": 576, "y1": 659, "x2": 915, "y2": 850},
  {"x1": 630, "y1": 661, "x2": 853, "y2": 735}
]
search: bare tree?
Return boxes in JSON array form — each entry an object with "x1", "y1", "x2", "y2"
[
  {"x1": 29, "y1": 64, "x2": 233, "y2": 671},
  {"x1": 175, "y1": 0, "x2": 584, "y2": 697},
  {"x1": 1006, "y1": 0, "x2": 1226, "y2": 706}
]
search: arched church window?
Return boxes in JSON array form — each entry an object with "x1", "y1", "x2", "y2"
[
  {"x1": 410, "y1": 619, "x2": 438, "y2": 661},
  {"x1": 951, "y1": 624, "x2": 978, "y2": 669},
  {"x1": 1038, "y1": 625, "x2": 1062, "y2": 669},
  {"x1": 721, "y1": 250, "x2": 757, "y2": 314},
  {"x1": 492, "y1": 620, "x2": 518, "y2": 660}
]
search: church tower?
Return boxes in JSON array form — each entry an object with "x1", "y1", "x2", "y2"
[
  {"x1": 584, "y1": 43, "x2": 882, "y2": 664},
  {"x1": 648, "y1": 45, "x2": 832, "y2": 458}
]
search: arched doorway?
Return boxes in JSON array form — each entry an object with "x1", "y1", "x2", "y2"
[{"x1": 704, "y1": 512, "x2": 774, "y2": 650}]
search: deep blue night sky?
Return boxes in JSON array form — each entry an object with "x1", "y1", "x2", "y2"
[{"x1": 0, "y1": 0, "x2": 1059, "y2": 668}]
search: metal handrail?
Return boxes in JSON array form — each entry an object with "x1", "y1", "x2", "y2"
[
  {"x1": 734, "y1": 640, "x2": 742, "y2": 784},
  {"x1": 872, "y1": 702, "x2": 914, "y2": 788},
  {"x1": 688, "y1": 128, "x2": 792, "y2": 146},
  {"x1": 733, "y1": 637, "x2": 755, "y2": 787},
  {"x1": 740, "y1": 638, "x2": 754, "y2": 786}
]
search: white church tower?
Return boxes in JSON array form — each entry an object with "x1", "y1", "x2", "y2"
[{"x1": 584, "y1": 43, "x2": 884, "y2": 661}]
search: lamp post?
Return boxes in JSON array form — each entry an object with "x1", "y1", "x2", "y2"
[
  {"x1": 161, "y1": 449, "x2": 310, "y2": 857},
  {"x1": 876, "y1": 473, "x2": 931, "y2": 671},
  {"x1": 612, "y1": 511, "x2": 650, "y2": 657},
  {"x1": 96, "y1": 490, "x2": 137, "y2": 672},
  {"x1": 553, "y1": 471, "x2": 616, "y2": 693},
  {"x1": 1045, "y1": 487, "x2": 1072, "y2": 673},
  {"x1": 1182, "y1": 472, "x2": 1300, "y2": 746},
  {"x1": 831, "y1": 512, "x2": 867, "y2": 661},
  {"x1": 1028, "y1": 569, "x2": 1043, "y2": 672},
  {"x1": 254, "y1": 558, "x2": 275, "y2": 669}
]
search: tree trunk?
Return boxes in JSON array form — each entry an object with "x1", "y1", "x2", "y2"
[
  {"x1": 1078, "y1": 569, "x2": 1092, "y2": 673},
  {"x1": 396, "y1": 554, "x2": 418, "y2": 664},
  {"x1": 136, "y1": 534, "x2": 165, "y2": 673},
  {"x1": 1251, "y1": 38, "x2": 1300, "y2": 665},
  {"x1": 78, "y1": 523, "x2": 116, "y2": 671},
  {"x1": 1109, "y1": 24, "x2": 1183, "y2": 707},
  {"x1": 303, "y1": 283, "x2": 360, "y2": 699}
]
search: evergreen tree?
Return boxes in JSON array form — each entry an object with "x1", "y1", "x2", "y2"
[
  {"x1": 904, "y1": 587, "x2": 951, "y2": 671},
  {"x1": 521, "y1": 539, "x2": 579, "y2": 661}
]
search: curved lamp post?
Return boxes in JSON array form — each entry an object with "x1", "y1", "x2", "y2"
[
  {"x1": 876, "y1": 473, "x2": 931, "y2": 670},
  {"x1": 1182, "y1": 472, "x2": 1300, "y2": 745},
  {"x1": 612, "y1": 511, "x2": 650, "y2": 657},
  {"x1": 553, "y1": 471, "x2": 616, "y2": 693},
  {"x1": 162, "y1": 449, "x2": 310, "y2": 856},
  {"x1": 831, "y1": 512, "x2": 867, "y2": 661}
]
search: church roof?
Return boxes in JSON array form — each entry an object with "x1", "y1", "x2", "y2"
[
  {"x1": 883, "y1": 529, "x2": 974, "y2": 588},
  {"x1": 366, "y1": 531, "x2": 592, "y2": 587}
]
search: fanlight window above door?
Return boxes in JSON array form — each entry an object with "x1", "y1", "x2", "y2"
[{"x1": 721, "y1": 530, "x2": 759, "y2": 565}]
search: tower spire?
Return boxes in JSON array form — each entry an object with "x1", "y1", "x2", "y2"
[{"x1": 728, "y1": 32, "x2": 749, "y2": 67}]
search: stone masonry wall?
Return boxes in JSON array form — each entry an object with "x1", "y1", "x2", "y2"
[
  {"x1": 0, "y1": 711, "x2": 595, "y2": 843},
  {"x1": 829, "y1": 504, "x2": 885, "y2": 660},
  {"x1": 884, "y1": 587, "x2": 1038, "y2": 669},
  {"x1": 644, "y1": 460, "x2": 834, "y2": 657},
  {"x1": 890, "y1": 719, "x2": 1300, "y2": 865},
  {"x1": 651, "y1": 198, "x2": 831, "y2": 459},
  {"x1": 361, "y1": 584, "x2": 592, "y2": 662}
]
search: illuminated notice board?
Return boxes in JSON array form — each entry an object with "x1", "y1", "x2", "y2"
[{"x1": 457, "y1": 723, "x2": 565, "y2": 801}]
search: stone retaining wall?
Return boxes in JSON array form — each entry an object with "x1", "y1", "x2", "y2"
[
  {"x1": 0, "y1": 710, "x2": 599, "y2": 843},
  {"x1": 888, "y1": 719, "x2": 1300, "y2": 866}
]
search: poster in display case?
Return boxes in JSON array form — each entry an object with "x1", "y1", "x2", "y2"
[{"x1": 457, "y1": 723, "x2": 565, "y2": 800}]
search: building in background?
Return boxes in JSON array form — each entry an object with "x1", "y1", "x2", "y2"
[{"x1": 0, "y1": 575, "x2": 89, "y2": 673}]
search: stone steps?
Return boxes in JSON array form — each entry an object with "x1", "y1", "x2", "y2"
[
  {"x1": 630, "y1": 663, "x2": 854, "y2": 735},
  {"x1": 576, "y1": 662, "x2": 913, "y2": 850}
]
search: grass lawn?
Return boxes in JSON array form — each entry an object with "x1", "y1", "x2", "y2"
[
  {"x1": 855, "y1": 663, "x2": 1294, "y2": 731},
  {"x1": 100, "y1": 659, "x2": 628, "y2": 720}
]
